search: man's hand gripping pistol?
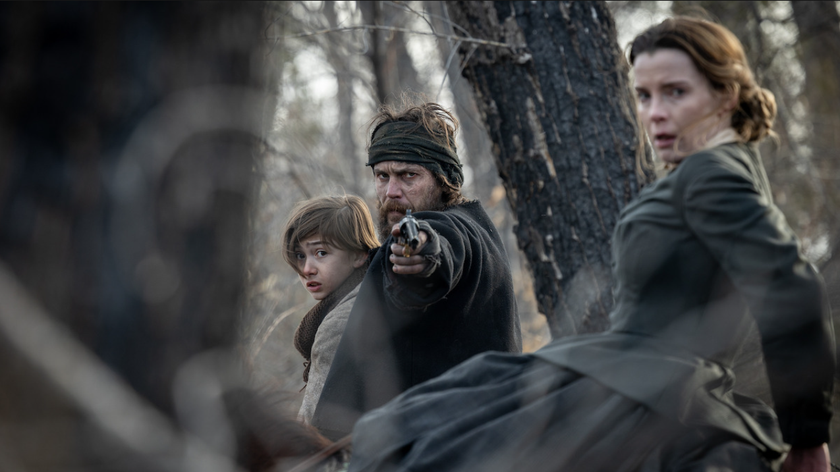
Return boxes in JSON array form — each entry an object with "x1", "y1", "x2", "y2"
[{"x1": 398, "y1": 209, "x2": 420, "y2": 257}]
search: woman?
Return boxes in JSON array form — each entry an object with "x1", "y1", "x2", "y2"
[{"x1": 345, "y1": 17, "x2": 834, "y2": 472}]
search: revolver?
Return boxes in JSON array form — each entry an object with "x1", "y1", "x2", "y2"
[{"x1": 398, "y1": 209, "x2": 420, "y2": 257}]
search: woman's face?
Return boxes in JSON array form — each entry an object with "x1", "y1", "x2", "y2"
[{"x1": 633, "y1": 48, "x2": 730, "y2": 164}]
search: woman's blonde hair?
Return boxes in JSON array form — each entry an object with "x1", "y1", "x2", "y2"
[
  {"x1": 629, "y1": 17, "x2": 776, "y2": 143},
  {"x1": 282, "y1": 195, "x2": 379, "y2": 275}
]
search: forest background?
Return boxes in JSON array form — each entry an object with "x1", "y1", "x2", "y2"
[
  {"x1": 1, "y1": 1, "x2": 839, "y2": 471},
  {"x1": 250, "y1": 0, "x2": 840, "y2": 414}
]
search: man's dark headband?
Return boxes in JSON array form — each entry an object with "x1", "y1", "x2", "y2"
[{"x1": 366, "y1": 121, "x2": 464, "y2": 187}]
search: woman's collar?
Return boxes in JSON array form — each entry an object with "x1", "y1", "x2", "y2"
[
  {"x1": 700, "y1": 127, "x2": 741, "y2": 151},
  {"x1": 660, "y1": 127, "x2": 741, "y2": 176}
]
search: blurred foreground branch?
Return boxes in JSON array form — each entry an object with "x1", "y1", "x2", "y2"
[{"x1": 0, "y1": 262, "x2": 246, "y2": 472}]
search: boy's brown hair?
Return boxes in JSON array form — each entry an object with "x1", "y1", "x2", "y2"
[{"x1": 282, "y1": 195, "x2": 379, "y2": 275}]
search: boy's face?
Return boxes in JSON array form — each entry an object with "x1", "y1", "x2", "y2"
[{"x1": 295, "y1": 233, "x2": 367, "y2": 301}]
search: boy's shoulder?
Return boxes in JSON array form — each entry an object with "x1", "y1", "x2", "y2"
[{"x1": 335, "y1": 283, "x2": 361, "y2": 308}]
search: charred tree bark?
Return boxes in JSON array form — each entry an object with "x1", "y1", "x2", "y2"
[
  {"x1": 426, "y1": 1, "x2": 546, "y2": 349},
  {"x1": 448, "y1": 1, "x2": 652, "y2": 338}
]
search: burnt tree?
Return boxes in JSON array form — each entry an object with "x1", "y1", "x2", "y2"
[{"x1": 448, "y1": 1, "x2": 653, "y2": 338}]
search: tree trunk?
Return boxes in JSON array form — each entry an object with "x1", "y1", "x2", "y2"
[
  {"x1": 791, "y1": 1, "x2": 840, "y2": 457},
  {"x1": 0, "y1": 3, "x2": 263, "y2": 470},
  {"x1": 426, "y1": 1, "x2": 546, "y2": 350},
  {"x1": 359, "y1": 1, "x2": 425, "y2": 105},
  {"x1": 448, "y1": 1, "x2": 653, "y2": 338},
  {"x1": 425, "y1": 1, "x2": 497, "y2": 203},
  {"x1": 792, "y1": 1, "x2": 840, "y2": 258},
  {"x1": 324, "y1": 1, "x2": 363, "y2": 195}
]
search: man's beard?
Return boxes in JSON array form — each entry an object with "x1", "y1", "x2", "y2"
[{"x1": 377, "y1": 195, "x2": 444, "y2": 241}]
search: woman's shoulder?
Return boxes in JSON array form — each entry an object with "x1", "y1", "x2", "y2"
[
  {"x1": 675, "y1": 143, "x2": 756, "y2": 178},
  {"x1": 657, "y1": 142, "x2": 776, "y2": 218},
  {"x1": 672, "y1": 143, "x2": 767, "y2": 196}
]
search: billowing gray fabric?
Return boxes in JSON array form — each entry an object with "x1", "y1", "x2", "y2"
[
  {"x1": 347, "y1": 143, "x2": 833, "y2": 471},
  {"x1": 298, "y1": 284, "x2": 360, "y2": 424},
  {"x1": 350, "y1": 351, "x2": 778, "y2": 472}
]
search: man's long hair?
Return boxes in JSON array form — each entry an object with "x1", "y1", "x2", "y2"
[{"x1": 368, "y1": 100, "x2": 467, "y2": 208}]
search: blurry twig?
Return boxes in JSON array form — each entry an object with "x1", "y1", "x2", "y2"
[
  {"x1": 287, "y1": 434, "x2": 353, "y2": 472},
  {"x1": 0, "y1": 262, "x2": 247, "y2": 472},
  {"x1": 262, "y1": 143, "x2": 321, "y2": 199},
  {"x1": 250, "y1": 301, "x2": 310, "y2": 365},
  {"x1": 431, "y1": 3, "x2": 477, "y2": 102},
  {"x1": 264, "y1": 3, "x2": 294, "y2": 55},
  {"x1": 413, "y1": 0, "x2": 474, "y2": 37},
  {"x1": 265, "y1": 156, "x2": 314, "y2": 199},
  {"x1": 386, "y1": 1, "x2": 437, "y2": 34},
  {"x1": 280, "y1": 25, "x2": 512, "y2": 49},
  {"x1": 458, "y1": 45, "x2": 479, "y2": 82},
  {"x1": 436, "y1": 41, "x2": 462, "y2": 100}
]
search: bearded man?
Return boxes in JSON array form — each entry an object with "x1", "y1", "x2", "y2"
[{"x1": 310, "y1": 102, "x2": 522, "y2": 440}]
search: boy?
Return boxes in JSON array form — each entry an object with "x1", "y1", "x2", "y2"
[{"x1": 282, "y1": 195, "x2": 379, "y2": 424}]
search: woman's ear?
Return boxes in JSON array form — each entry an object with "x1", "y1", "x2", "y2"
[
  {"x1": 719, "y1": 90, "x2": 738, "y2": 115},
  {"x1": 352, "y1": 251, "x2": 368, "y2": 269}
]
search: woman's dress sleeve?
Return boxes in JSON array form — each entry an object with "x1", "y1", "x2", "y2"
[{"x1": 678, "y1": 149, "x2": 834, "y2": 447}]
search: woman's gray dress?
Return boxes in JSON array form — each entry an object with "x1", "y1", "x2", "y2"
[{"x1": 347, "y1": 143, "x2": 835, "y2": 472}]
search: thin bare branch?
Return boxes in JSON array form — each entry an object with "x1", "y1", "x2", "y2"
[
  {"x1": 280, "y1": 24, "x2": 513, "y2": 49},
  {"x1": 386, "y1": 0, "x2": 437, "y2": 35},
  {"x1": 458, "y1": 43, "x2": 480, "y2": 81},
  {"x1": 250, "y1": 301, "x2": 310, "y2": 365},
  {"x1": 430, "y1": 1, "x2": 474, "y2": 101},
  {"x1": 436, "y1": 40, "x2": 463, "y2": 101},
  {"x1": 0, "y1": 262, "x2": 247, "y2": 471},
  {"x1": 423, "y1": 1, "x2": 474, "y2": 38},
  {"x1": 287, "y1": 434, "x2": 353, "y2": 472}
]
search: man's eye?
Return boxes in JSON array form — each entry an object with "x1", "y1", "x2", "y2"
[
  {"x1": 405, "y1": 172, "x2": 417, "y2": 178},
  {"x1": 377, "y1": 173, "x2": 388, "y2": 180}
]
